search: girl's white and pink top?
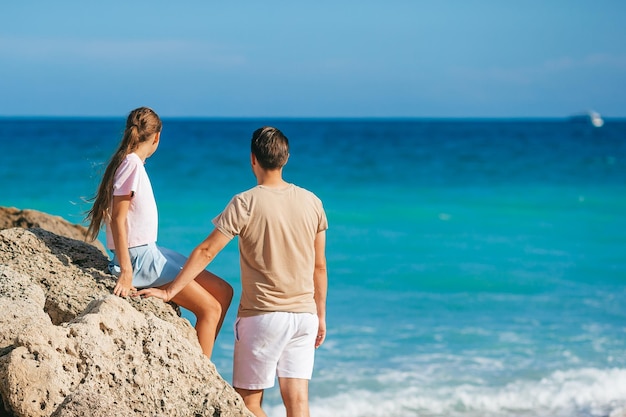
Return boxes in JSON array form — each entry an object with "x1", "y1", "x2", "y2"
[{"x1": 105, "y1": 153, "x2": 158, "y2": 250}]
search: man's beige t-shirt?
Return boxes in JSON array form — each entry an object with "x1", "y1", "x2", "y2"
[{"x1": 212, "y1": 184, "x2": 328, "y2": 317}]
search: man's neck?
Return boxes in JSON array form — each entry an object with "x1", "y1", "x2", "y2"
[{"x1": 256, "y1": 169, "x2": 288, "y2": 188}]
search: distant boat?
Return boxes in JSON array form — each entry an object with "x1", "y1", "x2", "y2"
[{"x1": 569, "y1": 110, "x2": 604, "y2": 127}]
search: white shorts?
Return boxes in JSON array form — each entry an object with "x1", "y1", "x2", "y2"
[{"x1": 233, "y1": 312, "x2": 319, "y2": 390}]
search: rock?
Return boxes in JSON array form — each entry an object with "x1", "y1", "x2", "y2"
[
  {"x1": 0, "y1": 266, "x2": 51, "y2": 356},
  {"x1": 0, "y1": 227, "x2": 186, "y2": 333},
  {"x1": 0, "y1": 211, "x2": 253, "y2": 417},
  {"x1": 1, "y1": 296, "x2": 249, "y2": 417},
  {"x1": 0, "y1": 207, "x2": 107, "y2": 256}
]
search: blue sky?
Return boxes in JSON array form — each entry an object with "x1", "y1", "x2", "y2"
[{"x1": 1, "y1": 1, "x2": 625, "y2": 118}]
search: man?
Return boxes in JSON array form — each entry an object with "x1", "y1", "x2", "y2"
[{"x1": 138, "y1": 126, "x2": 328, "y2": 417}]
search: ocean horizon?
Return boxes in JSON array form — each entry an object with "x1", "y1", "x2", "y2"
[{"x1": 1, "y1": 116, "x2": 625, "y2": 417}]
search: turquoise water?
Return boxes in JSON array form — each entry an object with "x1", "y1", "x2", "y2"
[{"x1": 1, "y1": 118, "x2": 626, "y2": 417}]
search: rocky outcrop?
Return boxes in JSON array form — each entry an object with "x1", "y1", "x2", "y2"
[
  {"x1": 0, "y1": 209, "x2": 252, "y2": 417},
  {"x1": 0, "y1": 207, "x2": 107, "y2": 256},
  {"x1": 0, "y1": 207, "x2": 84, "y2": 237}
]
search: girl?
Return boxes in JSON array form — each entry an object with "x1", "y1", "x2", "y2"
[{"x1": 85, "y1": 106, "x2": 233, "y2": 359}]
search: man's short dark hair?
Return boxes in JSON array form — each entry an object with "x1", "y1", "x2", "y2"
[{"x1": 251, "y1": 127, "x2": 289, "y2": 169}]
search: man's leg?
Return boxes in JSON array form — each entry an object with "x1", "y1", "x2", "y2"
[
  {"x1": 235, "y1": 388, "x2": 267, "y2": 417},
  {"x1": 278, "y1": 377, "x2": 309, "y2": 417}
]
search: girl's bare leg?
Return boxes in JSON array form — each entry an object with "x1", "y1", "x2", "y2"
[
  {"x1": 162, "y1": 273, "x2": 233, "y2": 358},
  {"x1": 194, "y1": 269, "x2": 233, "y2": 335}
]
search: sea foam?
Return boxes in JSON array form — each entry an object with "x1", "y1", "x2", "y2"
[{"x1": 261, "y1": 367, "x2": 626, "y2": 417}]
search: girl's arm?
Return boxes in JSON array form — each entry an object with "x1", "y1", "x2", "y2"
[{"x1": 110, "y1": 194, "x2": 136, "y2": 297}]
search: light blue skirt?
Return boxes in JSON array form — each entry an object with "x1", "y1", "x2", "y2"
[{"x1": 108, "y1": 242, "x2": 187, "y2": 288}]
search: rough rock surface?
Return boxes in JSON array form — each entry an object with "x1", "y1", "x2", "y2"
[
  {"x1": 0, "y1": 207, "x2": 107, "y2": 256},
  {"x1": 0, "y1": 210, "x2": 253, "y2": 417}
]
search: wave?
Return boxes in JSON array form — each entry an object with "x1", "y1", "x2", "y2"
[{"x1": 264, "y1": 367, "x2": 626, "y2": 417}]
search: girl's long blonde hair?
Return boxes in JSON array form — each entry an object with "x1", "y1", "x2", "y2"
[{"x1": 85, "y1": 107, "x2": 162, "y2": 242}]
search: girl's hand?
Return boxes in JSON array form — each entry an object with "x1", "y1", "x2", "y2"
[
  {"x1": 113, "y1": 271, "x2": 136, "y2": 297},
  {"x1": 134, "y1": 287, "x2": 171, "y2": 302}
]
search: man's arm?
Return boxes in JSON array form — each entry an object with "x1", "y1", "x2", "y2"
[
  {"x1": 313, "y1": 230, "x2": 328, "y2": 348},
  {"x1": 136, "y1": 228, "x2": 231, "y2": 301}
]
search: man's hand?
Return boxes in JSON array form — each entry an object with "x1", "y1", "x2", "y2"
[
  {"x1": 134, "y1": 287, "x2": 171, "y2": 302},
  {"x1": 315, "y1": 317, "x2": 326, "y2": 349}
]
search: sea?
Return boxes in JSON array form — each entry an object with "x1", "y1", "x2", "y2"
[{"x1": 1, "y1": 117, "x2": 625, "y2": 417}]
